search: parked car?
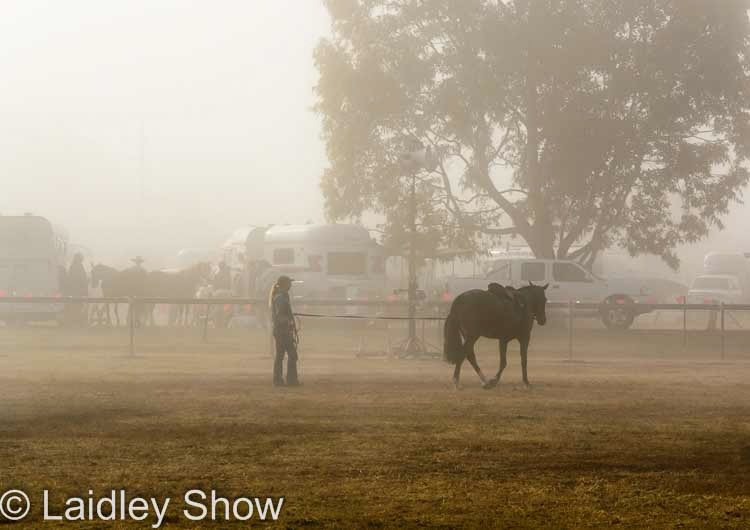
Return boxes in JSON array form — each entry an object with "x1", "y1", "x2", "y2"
[
  {"x1": 442, "y1": 258, "x2": 654, "y2": 330},
  {"x1": 687, "y1": 275, "x2": 745, "y2": 305}
]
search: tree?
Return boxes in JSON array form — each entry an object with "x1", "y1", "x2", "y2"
[{"x1": 315, "y1": 0, "x2": 750, "y2": 268}]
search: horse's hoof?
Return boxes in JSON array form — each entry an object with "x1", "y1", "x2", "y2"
[{"x1": 482, "y1": 379, "x2": 498, "y2": 390}]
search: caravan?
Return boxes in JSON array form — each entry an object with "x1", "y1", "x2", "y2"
[
  {"x1": 222, "y1": 224, "x2": 387, "y2": 301},
  {"x1": 259, "y1": 224, "x2": 386, "y2": 300}
]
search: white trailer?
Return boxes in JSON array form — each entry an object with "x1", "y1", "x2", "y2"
[{"x1": 258, "y1": 224, "x2": 386, "y2": 300}]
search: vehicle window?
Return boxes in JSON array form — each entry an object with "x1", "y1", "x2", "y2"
[
  {"x1": 692, "y1": 277, "x2": 730, "y2": 290},
  {"x1": 328, "y1": 252, "x2": 366, "y2": 275},
  {"x1": 521, "y1": 262, "x2": 546, "y2": 282},
  {"x1": 553, "y1": 262, "x2": 589, "y2": 282},
  {"x1": 272, "y1": 248, "x2": 295, "y2": 265}
]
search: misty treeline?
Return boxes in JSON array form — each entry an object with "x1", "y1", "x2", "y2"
[{"x1": 314, "y1": 0, "x2": 750, "y2": 268}]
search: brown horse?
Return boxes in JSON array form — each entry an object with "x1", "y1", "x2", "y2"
[
  {"x1": 144, "y1": 262, "x2": 212, "y2": 326},
  {"x1": 90, "y1": 264, "x2": 148, "y2": 326},
  {"x1": 443, "y1": 282, "x2": 548, "y2": 389}
]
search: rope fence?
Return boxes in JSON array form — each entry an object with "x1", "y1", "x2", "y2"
[{"x1": 0, "y1": 296, "x2": 747, "y2": 359}]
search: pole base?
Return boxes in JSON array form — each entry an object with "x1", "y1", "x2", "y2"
[{"x1": 391, "y1": 335, "x2": 441, "y2": 360}]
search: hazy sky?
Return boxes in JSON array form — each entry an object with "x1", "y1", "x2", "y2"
[
  {"x1": 1, "y1": 0, "x2": 329, "y2": 266},
  {"x1": 1, "y1": 1, "x2": 747, "y2": 277}
]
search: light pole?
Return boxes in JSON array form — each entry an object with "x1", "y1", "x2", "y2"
[
  {"x1": 406, "y1": 168, "x2": 418, "y2": 354},
  {"x1": 394, "y1": 142, "x2": 438, "y2": 358}
]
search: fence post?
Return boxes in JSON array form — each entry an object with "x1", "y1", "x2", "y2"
[
  {"x1": 128, "y1": 298, "x2": 135, "y2": 357},
  {"x1": 202, "y1": 302, "x2": 209, "y2": 343},
  {"x1": 682, "y1": 296, "x2": 687, "y2": 349},
  {"x1": 568, "y1": 299, "x2": 573, "y2": 361},
  {"x1": 720, "y1": 302, "x2": 725, "y2": 360}
]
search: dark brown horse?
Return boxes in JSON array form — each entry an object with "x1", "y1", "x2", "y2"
[
  {"x1": 90, "y1": 264, "x2": 148, "y2": 326},
  {"x1": 443, "y1": 282, "x2": 548, "y2": 389}
]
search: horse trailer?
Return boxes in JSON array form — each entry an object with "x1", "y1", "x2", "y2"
[{"x1": 0, "y1": 214, "x2": 67, "y2": 323}]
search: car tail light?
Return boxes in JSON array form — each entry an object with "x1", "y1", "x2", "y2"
[
  {"x1": 442, "y1": 292, "x2": 454, "y2": 301},
  {"x1": 0, "y1": 289, "x2": 5, "y2": 298},
  {"x1": 676, "y1": 295, "x2": 685, "y2": 304}
]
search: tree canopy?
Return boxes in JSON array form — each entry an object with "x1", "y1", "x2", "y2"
[{"x1": 315, "y1": 0, "x2": 750, "y2": 267}]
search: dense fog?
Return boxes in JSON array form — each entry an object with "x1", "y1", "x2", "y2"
[{"x1": 1, "y1": 1, "x2": 747, "y2": 281}]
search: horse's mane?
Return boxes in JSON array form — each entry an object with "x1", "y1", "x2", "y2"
[
  {"x1": 93, "y1": 264, "x2": 119, "y2": 275},
  {"x1": 516, "y1": 285, "x2": 544, "y2": 294}
]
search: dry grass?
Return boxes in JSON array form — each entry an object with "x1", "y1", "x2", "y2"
[{"x1": 1, "y1": 323, "x2": 750, "y2": 528}]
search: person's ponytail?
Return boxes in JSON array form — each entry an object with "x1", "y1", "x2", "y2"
[{"x1": 268, "y1": 281, "x2": 280, "y2": 309}]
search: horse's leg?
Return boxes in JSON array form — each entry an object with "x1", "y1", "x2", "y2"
[
  {"x1": 520, "y1": 337, "x2": 530, "y2": 386},
  {"x1": 464, "y1": 337, "x2": 488, "y2": 387},
  {"x1": 452, "y1": 361, "x2": 463, "y2": 390},
  {"x1": 484, "y1": 340, "x2": 508, "y2": 390}
]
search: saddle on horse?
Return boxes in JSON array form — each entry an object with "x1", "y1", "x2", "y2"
[{"x1": 487, "y1": 283, "x2": 526, "y2": 312}]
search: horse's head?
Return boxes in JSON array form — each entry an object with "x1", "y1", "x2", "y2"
[{"x1": 526, "y1": 281, "x2": 549, "y2": 325}]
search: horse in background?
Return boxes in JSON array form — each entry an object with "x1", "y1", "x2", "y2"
[
  {"x1": 443, "y1": 282, "x2": 548, "y2": 389},
  {"x1": 89, "y1": 264, "x2": 148, "y2": 327},
  {"x1": 144, "y1": 262, "x2": 212, "y2": 326}
]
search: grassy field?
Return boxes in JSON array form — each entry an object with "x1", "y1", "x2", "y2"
[{"x1": 1, "y1": 324, "x2": 750, "y2": 528}]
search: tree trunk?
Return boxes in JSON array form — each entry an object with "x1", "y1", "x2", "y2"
[{"x1": 525, "y1": 0, "x2": 555, "y2": 260}]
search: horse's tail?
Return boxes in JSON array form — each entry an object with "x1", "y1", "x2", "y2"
[{"x1": 443, "y1": 306, "x2": 464, "y2": 365}]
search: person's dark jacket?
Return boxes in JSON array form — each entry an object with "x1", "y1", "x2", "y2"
[
  {"x1": 271, "y1": 291, "x2": 294, "y2": 336},
  {"x1": 67, "y1": 262, "x2": 89, "y2": 297}
]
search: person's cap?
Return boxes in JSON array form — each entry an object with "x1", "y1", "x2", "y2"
[{"x1": 277, "y1": 275, "x2": 294, "y2": 286}]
